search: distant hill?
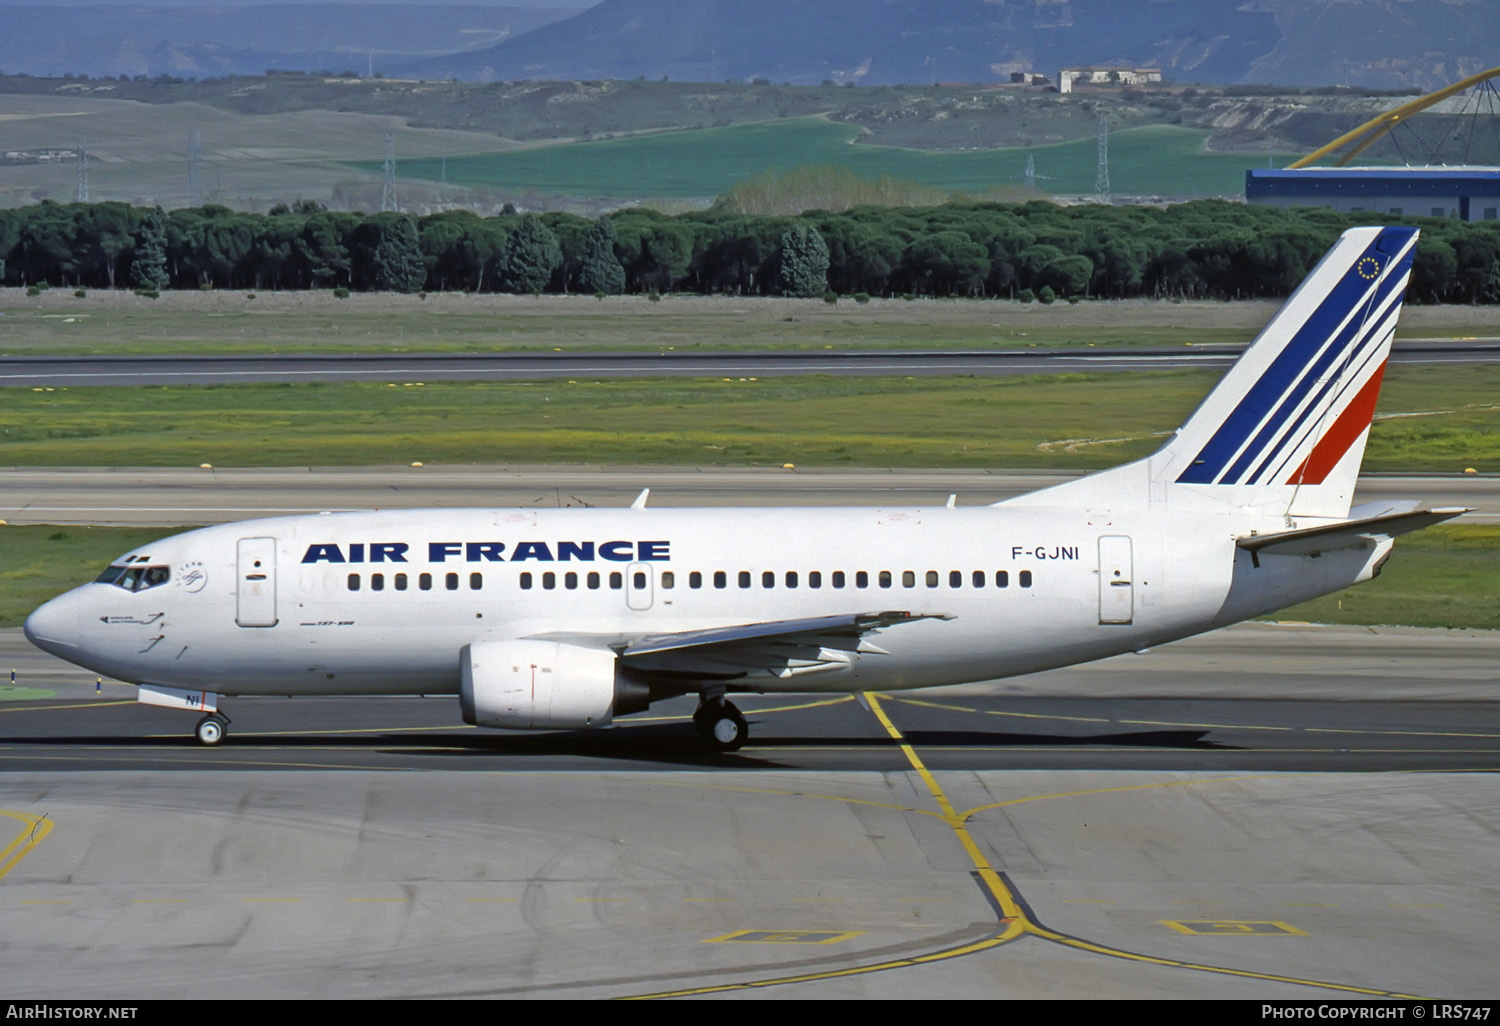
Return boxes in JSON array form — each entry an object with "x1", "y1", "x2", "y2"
[
  {"x1": 3, "y1": 0, "x2": 1494, "y2": 90},
  {"x1": 403, "y1": 0, "x2": 1498, "y2": 91},
  {"x1": 405, "y1": 0, "x2": 1278, "y2": 85},
  {"x1": 0, "y1": 4, "x2": 582, "y2": 79},
  {"x1": 1246, "y1": 0, "x2": 1500, "y2": 89}
]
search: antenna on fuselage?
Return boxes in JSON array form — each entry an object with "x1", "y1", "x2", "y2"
[{"x1": 631, "y1": 488, "x2": 650, "y2": 510}]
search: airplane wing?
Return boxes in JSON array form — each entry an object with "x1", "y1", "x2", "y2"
[
  {"x1": 1237, "y1": 502, "x2": 1469, "y2": 560},
  {"x1": 617, "y1": 611, "x2": 953, "y2": 681}
]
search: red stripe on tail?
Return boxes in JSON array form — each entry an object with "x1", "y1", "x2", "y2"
[{"x1": 1285, "y1": 361, "x2": 1388, "y2": 486}]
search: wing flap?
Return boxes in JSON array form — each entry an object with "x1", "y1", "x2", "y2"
[{"x1": 618, "y1": 611, "x2": 951, "y2": 680}]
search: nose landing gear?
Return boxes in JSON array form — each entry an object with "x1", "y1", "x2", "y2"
[
  {"x1": 692, "y1": 696, "x2": 748, "y2": 752},
  {"x1": 136, "y1": 684, "x2": 231, "y2": 746},
  {"x1": 194, "y1": 713, "x2": 230, "y2": 746}
]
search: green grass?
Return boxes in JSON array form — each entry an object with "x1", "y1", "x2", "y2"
[
  {"x1": 5, "y1": 292, "x2": 1497, "y2": 359},
  {"x1": 0, "y1": 295, "x2": 1276, "y2": 356},
  {"x1": 0, "y1": 526, "x2": 169, "y2": 628},
  {"x1": 385, "y1": 120, "x2": 1296, "y2": 198},
  {"x1": 2, "y1": 524, "x2": 1493, "y2": 631},
  {"x1": 1266, "y1": 526, "x2": 1500, "y2": 631},
  {"x1": 2, "y1": 365, "x2": 1496, "y2": 471}
]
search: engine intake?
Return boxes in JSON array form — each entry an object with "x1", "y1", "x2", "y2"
[{"x1": 460, "y1": 640, "x2": 648, "y2": 729}]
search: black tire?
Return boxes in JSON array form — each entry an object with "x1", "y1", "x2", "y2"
[
  {"x1": 692, "y1": 704, "x2": 715, "y2": 740},
  {"x1": 194, "y1": 715, "x2": 225, "y2": 746},
  {"x1": 693, "y1": 699, "x2": 747, "y2": 751},
  {"x1": 705, "y1": 706, "x2": 747, "y2": 752}
]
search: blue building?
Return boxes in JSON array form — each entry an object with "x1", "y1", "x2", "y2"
[{"x1": 1246, "y1": 167, "x2": 1500, "y2": 222}]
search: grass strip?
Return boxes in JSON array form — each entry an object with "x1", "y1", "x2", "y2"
[
  {"x1": 3, "y1": 367, "x2": 1497, "y2": 472},
  {"x1": 0, "y1": 297, "x2": 1271, "y2": 356},
  {"x1": 1265, "y1": 526, "x2": 1500, "y2": 630},
  {"x1": 5, "y1": 292, "x2": 1497, "y2": 358},
  {"x1": 0, "y1": 526, "x2": 172, "y2": 628}
]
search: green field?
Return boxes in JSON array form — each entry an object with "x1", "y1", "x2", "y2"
[
  {"x1": 0, "y1": 293, "x2": 1280, "y2": 356},
  {"x1": 387, "y1": 120, "x2": 1296, "y2": 199},
  {"x1": 2, "y1": 365, "x2": 1496, "y2": 471},
  {"x1": 5, "y1": 291, "x2": 1499, "y2": 358},
  {"x1": 1269, "y1": 526, "x2": 1500, "y2": 630},
  {"x1": 0, "y1": 79, "x2": 1457, "y2": 209},
  {"x1": 0, "y1": 526, "x2": 171, "y2": 628},
  {"x1": 2, "y1": 524, "x2": 1494, "y2": 632}
]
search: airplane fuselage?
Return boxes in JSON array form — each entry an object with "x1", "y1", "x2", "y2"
[{"x1": 26, "y1": 504, "x2": 1388, "y2": 700}]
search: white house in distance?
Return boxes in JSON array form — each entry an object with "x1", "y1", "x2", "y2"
[{"x1": 1059, "y1": 67, "x2": 1162, "y2": 93}]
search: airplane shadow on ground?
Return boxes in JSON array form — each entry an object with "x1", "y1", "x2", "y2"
[{"x1": 0, "y1": 722, "x2": 1236, "y2": 772}]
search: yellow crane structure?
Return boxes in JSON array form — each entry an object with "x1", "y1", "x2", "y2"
[{"x1": 1288, "y1": 66, "x2": 1500, "y2": 168}]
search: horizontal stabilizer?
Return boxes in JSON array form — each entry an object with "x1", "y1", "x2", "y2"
[{"x1": 1236, "y1": 504, "x2": 1469, "y2": 558}]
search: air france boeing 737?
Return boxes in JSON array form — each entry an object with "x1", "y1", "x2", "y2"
[{"x1": 24, "y1": 226, "x2": 1466, "y2": 749}]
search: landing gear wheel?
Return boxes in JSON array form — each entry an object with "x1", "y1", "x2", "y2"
[
  {"x1": 693, "y1": 699, "x2": 747, "y2": 752},
  {"x1": 194, "y1": 715, "x2": 226, "y2": 746}
]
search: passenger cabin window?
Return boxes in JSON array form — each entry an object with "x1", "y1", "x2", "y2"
[
  {"x1": 1019, "y1": 570, "x2": 1033, "y2": 588},
  {"x1": 96, "y1": 564, "x2": 171, "y2": 592}
]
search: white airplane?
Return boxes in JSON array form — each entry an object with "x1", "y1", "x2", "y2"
[{"x1": 25, "y1": 225, "x2": 1466, "y2": 750}]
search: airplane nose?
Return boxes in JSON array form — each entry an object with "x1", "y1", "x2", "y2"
[{"x1": 24, "y1": 592, "x2": 81, "y2": 657}]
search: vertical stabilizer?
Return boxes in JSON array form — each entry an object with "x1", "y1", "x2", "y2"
[{"x1": 1000, "y1": 226, "x2": 1418, "y2": 521}]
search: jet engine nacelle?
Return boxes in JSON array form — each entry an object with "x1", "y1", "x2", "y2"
[{"x1": 459, "y1": 639, "x2": 647, "y2": 730}]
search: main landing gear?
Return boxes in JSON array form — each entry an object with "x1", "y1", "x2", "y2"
[
  {"x1": 194, "y1": 713, "x2": 230, "y2": 746},
  {"x1": 693, "y1": 696, "x2": 748, "y2": 752}
]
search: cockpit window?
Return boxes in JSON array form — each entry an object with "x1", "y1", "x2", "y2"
[{"x1": 95, "y1": 564, "x2": 171, "y2": 592}]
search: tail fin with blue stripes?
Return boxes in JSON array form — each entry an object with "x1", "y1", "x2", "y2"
[
  {"x1": 1001, "y1": 225, "x2": 1419, "y2": 521},
  {"x1": 1160, "y1": 225, "x2": 1417, "y2": 518}
]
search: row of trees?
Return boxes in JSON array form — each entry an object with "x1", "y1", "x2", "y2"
[{"x1": 4, "y1": 198, "x2": 1500, "y2": 303}]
